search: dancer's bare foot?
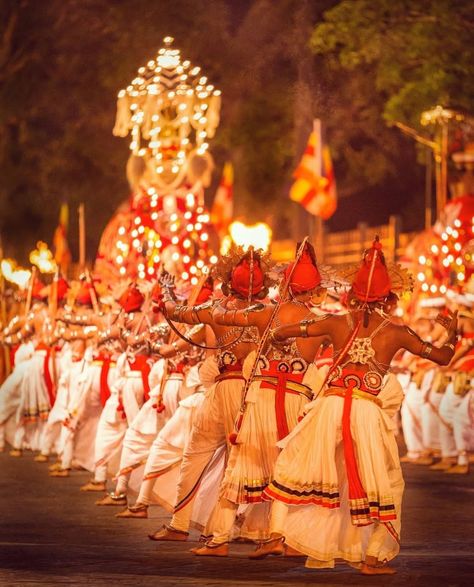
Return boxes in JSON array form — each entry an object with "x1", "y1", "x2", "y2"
[
  {"x1": 361, "y1": 556, "x2": 396, "y2": 575},
  {"x1": 360, "y1": 562, "x2": 396, "y2": 575},
  {"x1": 284, "y1": 544, "x2": 306, "y2": 558},
  {"x1": 193, "y1": 542, "x2": 228, "y2": 557},
  {"x1": 49, "y1": 468, "x2": 70, "y2": 477},
  {"x1": 116, "y1": 504, "x2": 148, "y2": 518},
  {"x1": 248, "y1": 536, "x2": 284, "y2": 559},
  {"x1": 148, "y1": 525, "x2": 189, "y2": 541},
  {"x1": 445, "y1": 464, "x2": 469, "y2": 474},
  {"x1": 9, "y1": 449, "x2": 22, "y2": 457},
  {"x1": 400, "y1": 454, "x2": 433, "y2": 465},
  {"x1": 34, "y1": 454, "x2": 49, "y2": 463},
  {"x1": 48, "y1": 462, "x2": 62, "y2": 472},
  {"x1": 430, "y1": 458, "x2": 456, "y2": 471},
  {"x1": 80, "y1": 481, "x2": 106, "y2": 492},
  {"x1": 95, "y1": 493, "x2": 127, "y2": 506}
]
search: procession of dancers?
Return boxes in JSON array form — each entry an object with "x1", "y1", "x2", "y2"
[{"x1": 1, "y1": 237, "x2": 472, "y2": 576}]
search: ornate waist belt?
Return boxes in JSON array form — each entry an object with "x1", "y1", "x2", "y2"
[
  {"x1": 215, "y1": 371, "x2": 244, "y2": 383},
  {"x1": 92, "y1": 360, "x2": 116, "y2": 367},
  {"x1": 254, "y1": 375, "x2": 312, "y2": 400},
  {"x1": 325, "y1": 386, "x2": 382, "y2": 407}
]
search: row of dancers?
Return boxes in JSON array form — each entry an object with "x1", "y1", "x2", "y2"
[{"x1": 0, "y1": 238, "x2": 469, "y2": 575}]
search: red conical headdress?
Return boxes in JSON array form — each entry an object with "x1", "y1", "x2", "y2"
[
  {"x1": 118, "y1": 283, "x2": 145, "y2": 313},
  {"x1": 194, "y1": 276, "x2": 214, "y2": 304},
  {"x1": 230, "y1": 250, "x2": 264, "y2": 298},
  {"x1": 284, "y1": 242, "x2": 322, "y2": 294},
  {"x1": 352, "y1": 236, "x2": 391, "y2": 302}
]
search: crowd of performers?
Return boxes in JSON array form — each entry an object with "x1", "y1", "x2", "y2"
[{"x1": 0, "y1": 237, "x2": 471, "y2": 576}]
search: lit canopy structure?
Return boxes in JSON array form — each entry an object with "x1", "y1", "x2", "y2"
[{"x1": 113, "y1": 36, "x2": 221, "y2": 192}]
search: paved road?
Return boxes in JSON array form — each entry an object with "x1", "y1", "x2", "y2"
[{"x1": 0, "y1": 452, "x2": 473, "y2": 586}]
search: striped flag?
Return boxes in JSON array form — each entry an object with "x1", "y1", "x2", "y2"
[
  {"x1": 53, "y1": 203, "x2": 72, "y2": 273},
  {"x1": 211, "y1": 162, "x2": 234, "y2": 239},
  {"x1": 290, "y1": 120, "x2": 337, "y2": 220}
]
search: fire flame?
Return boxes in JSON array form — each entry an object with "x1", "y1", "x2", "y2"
[
  {"x1": 29, "y1": 241, "x2": 57, "y2": 274},
  {"x1": 222, "y1": 221, "x2": 272, "y2": 254},
  {"x1": 1, "y1": 259, "x2": 32, "y2": 289}
]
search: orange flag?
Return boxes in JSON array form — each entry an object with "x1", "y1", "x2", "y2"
[
  {"x1": 290, "y1": 120, "x2": 337, "y2": 220},
  {"x1": 211, "y1": 162, "x2": 234, "y2": 239}
]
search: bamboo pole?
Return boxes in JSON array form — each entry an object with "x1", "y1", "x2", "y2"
[
  {"x1": 25, "y1": 266, "x2": 37, "y2": 316},
  {"x1": 78, "y1": 203, "x2": 86, "y2": 271}
]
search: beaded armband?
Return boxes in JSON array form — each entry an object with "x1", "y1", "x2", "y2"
[
  {"x1": 243, "y1": 303, "x2": 265, "y2": 317},
  {"x1": 300, "y1": 322, "x2": 309, "y2": 338},
  {"x1": 421, "y1": 341, "x2": 433, "y2": 358}
]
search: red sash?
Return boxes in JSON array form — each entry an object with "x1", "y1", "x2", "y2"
[
  {"x1": 94, "y1": 353, "x2": 113, "y2": 407},
  {"x1": 259, "y1": 361, "x2": 307, "y2": 441},
  {"x1": 128, "y1": 355, "x2": 151, "y2": 401},
  {"x1": 36, "y1": 342, "x2": 56, "y2": 407}
]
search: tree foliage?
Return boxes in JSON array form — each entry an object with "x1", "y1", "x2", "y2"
[
  {"x1": 311, "y1": 0, "x2": 474, "y2": 125},
  {"x1": 0, "y1": 0, "x2": 473, "y2": 263}
]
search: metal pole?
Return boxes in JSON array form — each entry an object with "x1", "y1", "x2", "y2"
[
  {"x1": 425, "y1": 146, "x2": 433, "y2": 230},
  {"x1": 440, "y1": 122, "x2": 449, "y2": 209}
]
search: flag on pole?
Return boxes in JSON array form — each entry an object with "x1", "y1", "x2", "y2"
[
  {"x1": 211, "y1": 162, "x2": 234, "y2": 239},
  {"x1": 290, "y1": 120, "x2": 337, "y2": 220},
  {"x1": 53, "y1": 203, "x2": 71, "y2": 273}
]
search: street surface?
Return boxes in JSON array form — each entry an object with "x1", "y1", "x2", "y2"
[{"x1": 0, "y1": 452, "x2": 473, "y2": 586}]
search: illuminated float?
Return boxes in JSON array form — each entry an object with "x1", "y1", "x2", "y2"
[{"x1": 94, "y1": 37, "x2": 221, "y2": 285}]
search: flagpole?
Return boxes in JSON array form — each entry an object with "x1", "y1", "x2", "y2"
[
  {"x1": 78, "y1": 203, "x2": 86, "y2": 271},
  {"x1": 313, "y1": 119, "x2": 324, "y2": 259}
]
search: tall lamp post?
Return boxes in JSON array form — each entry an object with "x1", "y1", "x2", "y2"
[{"x1": 392, "y1": 106, "x2": 465, "y2": 228}]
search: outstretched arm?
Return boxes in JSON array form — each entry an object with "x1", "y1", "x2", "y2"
[
  {"x1": 271, "y1": 314, "x2": 335, "y2": 343},
  {"x1": 402, "y1": 310, "x2": 458, "y2": 366},
  {"x1": 153, "y1": 324, "x2": 206, "y2": 357},
  {"x1": 212, "y1": 301, "x2": 268, "y2": 327},
  {"x1": 160, "y1": 273, "x2": 213, "y2": 325}
]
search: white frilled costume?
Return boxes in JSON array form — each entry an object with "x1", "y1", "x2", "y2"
[
  {"x1": 113, "y1": 357, "x2": 183, "y2": 496},
  {"x1": 13, "y1": 342, "x2": 69, "y2": 451},
  {"x1": 131, "y1": 359, "x2": 226, "y2": 531},
  {"x1": 265, "y1": 371, "x2": 404, "y2": 568},
  {"x1": 92, "y1": 352, "x2": 142, "y2": 483},
  {"x1": 0, "y1": 341, "x2": 35, "y2": 449},
  {"x1": 264, "y1": 238, "x2": 413, "y2": 569}
]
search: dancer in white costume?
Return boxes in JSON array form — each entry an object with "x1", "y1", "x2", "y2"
[
  {"x1": 399, "y1": 313, "x2": 440, "y2": 464},
  {"x1": 36, "y1": 339, "x2": 85, "y2": 469},
  {"x1": 98, "y1": 326, "x2": 206, "y2": 508},
  {"x1": 115, "y1": 358, "x2": 222, "y2": 527},
  {"x1": 193, "y1": 242, "x2": 331, "y2": 557},
  {"x1": 263, "y1": 238, "x2": 456, "y2": 575},
  {"x1": 399, "y1": 354, "x2": 435, "y2": 463},
  {"x1": 148, "y1": 247, "x2": 273, "y2": 542},
  {"x1": 10, "y1": 293, "x2": 65, "y2": 455},
  {"x1": 439, "y1": 299, "x2": 474, "y2": 474},
  {"x1": 0, "y1": 341, "x2": 35, "y2": 451},
  {"x1": 450, "y1": 388, "x2": 474, "y2": 473},
  {"x1": 81, "y1": 283, "x2": 149, "y2": 493}
]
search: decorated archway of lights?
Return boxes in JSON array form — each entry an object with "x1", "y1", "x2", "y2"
[{"x1": 95, "y1": 37, "x2": 221, "y2": 284}]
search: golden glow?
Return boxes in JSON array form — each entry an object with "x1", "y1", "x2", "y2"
[
  {"x1": 29, "y1": 242, "x2": 57, "y2": 274},
  {"x1": 0, "y1": 259, "x2": 31, "y2": 289},
  {"x1": 113, "y1": 37, "x2": 221, "y2": 190},
  {"x1": 228, "y1": 221, "x2": 272, "y2": 253},
  {"x1": 421, "y1": 105, "x2": 464, "y2": 126}
]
